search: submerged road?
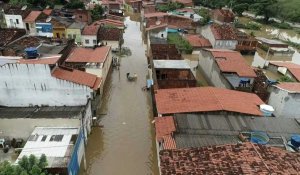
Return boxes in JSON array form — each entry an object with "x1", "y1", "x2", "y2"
[{"x1": 80, "y1": 15, "x2": 159, "y2": 175}]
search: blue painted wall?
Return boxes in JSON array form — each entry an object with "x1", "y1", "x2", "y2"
[{"x1": 68, "y1": 129, "x2": 84, "y2": 175}]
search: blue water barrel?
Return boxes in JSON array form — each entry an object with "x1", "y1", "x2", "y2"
[
  {"x1": 291, "y1": 135, "x2": 300, "y2": 148},
  {"x1": 250, "y1": 132, "x2": 269, "y2": 144},
  {"x1": 24, "y1": 47, "x2": 38, "y2": 59}
]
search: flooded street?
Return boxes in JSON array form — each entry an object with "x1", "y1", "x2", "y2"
[{"x1": 80, "y1": 15, "x2": 159, "y2": 175}]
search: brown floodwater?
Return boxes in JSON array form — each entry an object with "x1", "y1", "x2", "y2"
[{"x1": 79, "y1": 14, "x2": 159, "y2": 175}]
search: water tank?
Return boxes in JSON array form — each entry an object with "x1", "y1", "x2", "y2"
[
  {"x1": 250, "y1": 131, "x2": 269, "y2": 144},
  {"x1": 24, "y1": 47, "x2": 38, "y2": 59},
  {"x1": 291, "y1": 135, "x2": 300, "y2": 148},
  {"x1": 260, "y1": 104, "x2": 274, "y2": 117}
]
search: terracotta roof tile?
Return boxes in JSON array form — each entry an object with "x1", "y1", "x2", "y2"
[
  {"x1": 18, "y1": 55, "x2": 60, "y2": 65},
  {"x1": 66, "y1": 46, "x2": 110, "y2": 63},
  {"x1": 159, "y1": 142, "x2": 300, "y2": 175},
  {"x1": 269, "y1": 62, "x2": 300, "y2": 81},
  {"x1": 276, "y1": 82, "x2": 300, "y2": 93},
  {"x1": 82, "y1": 23, "x2": 100, "y2": 35},
  {"x1": 24, "y1": 11, "x2": 42, "y2": 23},
  {"x1": 215, "y1": 9, "x2": 235, "y2": 19},
  {"x1": 155, "y1": 116, "x2": 176, "y2": 141},
  {"x1": 155, "y1": 87, "x2": 264, "y2": 116},
  {"x1": 211, "y1": 24, "x2": 236, "y2": 40},
  {"x1": 93, "y1": 19, "x2": 125, "y2": 28},
  {"x1": 184, "y1": 34, "x2": 212, "y2": 48},
  {"x1": 98, "y1": 27, "x2": 122, "y2": 41},
  {"x1": 144, "y1": 12, "x2": 168, "y2": 18},
  {"x1": 145, "y1": 24, "x2": 167, "y2": 31},
  {"x1": 162, "y1": 135, "x2": 177, "y2": 150},
  {"x1": 206, "y1": 49, "x2": 256, "y2": 77},
  {"x1": 52, "y1": 67, "x2": 101, "y2": 89}
]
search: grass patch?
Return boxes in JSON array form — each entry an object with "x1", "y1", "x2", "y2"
[{"x1": 167, "y1": 33, "x2": 193, "y2": 54}]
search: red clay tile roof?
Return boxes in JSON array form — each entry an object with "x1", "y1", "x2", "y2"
[
  {"x1": 52, "y1": 67, "x2": 101, "y2": 90},
  {"x1": 66, "y1": 46, "x2": 110, "y2": 63},
  {"x1": 82, "y1": 23, "x2": 100, "y2": 35},
  {"x1": 144, "y1": 12, "x2": 168, "y2": 18},
  {"x1": 145, "y1": 24, "x2": 167, "y2": 31},
  {"x1": 24, "y1": 11, "x2": 42, "y2": 23},
  {"x1": 42, "y1": 9, "x2": 52, "y2": 16},
  {"x1": 172, "y1": 0, "x2": 193, "y2": 5},
  {"x1": 155, "y1": 87, "x2": 264, "y2": 116},
  {"x1": 162, "y1": 135, "x2": 176, "y2": 150},
  {"x1": 184, "y1": 34, "x2": 212, "y2": 48},
  {"x1": 211, "y1": 24, "x2": 236, "y2": 40},
  {"x1": 206, "y1": 49, "x2": 256, "y2": 77},
  {"x1": 155, "y1": 116, "x2": 176, "y2": 141},
  {"x1": 98, "y1": 27, "x2": 122, "y2": 41},
  {"x1": 18, "y1": 55, "x2": 60, "y2": 65},
  {"x1": 276, "y1": 83, "x2": 300, "y2": 93},
  {"x1": 269, "y1": 62, "x2": 300, "y2": 81},
  {"x1": 215, "y1": 9, "x2": 235, "y2": 19},
  {"x1": 159, "y1": 142, "x2": 300, "y2": 175},
  {"x1": 93, "y1": 19, "x2": 125, "y2": 28},
  {"x1": 102, "y1": 0, "x2": 123, "y2": 5}
]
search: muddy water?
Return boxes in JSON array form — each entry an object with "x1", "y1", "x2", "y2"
[{"x1": 80, "y1": 15, "x2": 159, "y2": 175}]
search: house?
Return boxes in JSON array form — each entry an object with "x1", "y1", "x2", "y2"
[
  {"x1": 268, "y1": 62, "x2": 300, "y2": 82},
  {"x1": 23, "y1": 11, "x2": 49, "y2": 35},
  {"x1": 235, "y1": 29, "x2": 258, "y2": 53},
  {"x1": 173, "y1": 8, "x2": 202, "y2": 22},
  {"x1": 154, "y1": 87, "x2": 264, "y2": 116},
  {"x1": 81, "y1": 23, "x2": 101, "y2": 47},
  {"x1": 65, "y1": 46, "x2": 112, "y2": 93},
  {"x1": 102, "y1": 0, "x2": 124, "y2": 16},
  {"x1": 201, "y1": 24, "x2": 237, "y2": 50},
  {"x1": 152, "y1": 60, "x2": 196, "y2": 89},
  {"x1": 74, "y1": 9, "x2": 92, "y2": 24},
  {"x1": 212, "y1": 8, "x2": 235, "y2": 24},
  {"x1": 51, "y1": 18, "x2": 72, "y2": 39},
  {"x1": 167, "y1": 14, "x2": 194, "y2": 30},
  {"x1": 94, "y1": 18, "x2": 125, "y2": 29},
  {"x1": 146, "y1": 24, "x2": 168, "y2": 51},
  {"x1": 144, "y1": 12, "x2": 168, "y2": 28},
  {"x1": 158, "y1": 142, "x2": 300, "y2": 174},
  {"x1": 98, "y1": 27, "x2": 123, "y2": 48},
  {"x1": 66, "y1": 22, "x2": 86, "y2": 45},
  {"x1": 0, "y1": 28, "x2": 26, "y2": 47},
  {"x1": 150, "y1": 44, "x2": 181, "y2": 60},
  {"x1": 128, "y1": 0, "x2": 142, "y2": 13},
  {"x1": 155, "y1": 113, "x2": 300, "y2": 150},
  {"x1": 184, "y1": 34, "x2": 212, "y2": 54},
  {"x1": 256, "y1": 37, "x2": 295, "y2": 56},
  {"x1": 143, "y1": 4, "x2": 156, "y2": 15},
  {"x1": 199, "y1": 49, "x2": 256, "y2": 91},
  {"x1": 42, "y1": 8, "x2": 53, "y2": 16},
  {"x1": 171, "y1": 0, "x2": 193, "y2": 7},
  {"x1": 4, "y1": 5, "x2": 30, "y2": 29},
  {"x1": 16, "y1": 127, "x2": 86, "y2": 175},
  {"x1": 0, "y1": 57, "x2": 101, "y2": 107},
  {"x1": 268, "y1": 83, "x2": 300, "y2": 118},
  {"x1": 36, "y1": 16, "x2": 53, "y2": 37}
]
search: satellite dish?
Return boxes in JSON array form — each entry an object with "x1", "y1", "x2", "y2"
[
  {"x1": 21, "y1": 5, "x2": 27, "y2": 10},
  {"x1": 46, "y1": 17, "x2": 52, "y2": 23},
  {"x1": 156, "y1": 20, "x2": 161, "y2": 25}
]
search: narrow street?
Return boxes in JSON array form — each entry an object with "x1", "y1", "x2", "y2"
[{"x1": 80, "y1": 15, "x2": 159, "y2": 175}]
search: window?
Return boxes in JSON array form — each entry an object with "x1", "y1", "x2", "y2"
[
  {"x1": 16, "y1": 19, "x2": 19, "y2": 24},
  {"x1": 50, "y1": 135, "x2": 64, "y2": 142},
  {"x1": 73, "y1": 34, "x2": 76, "y2": 39},
  {"x1": 93, "y1": 40, "x2": 97, "y2": 45},
  {"x1": 68, "y1": 34, "x2": 72, "y2": 39},
  {"x1": 85, "y1": 39, "x2": 89, "y2": 44},
  {"x1": 41, "y1": 135, "x2": 47, "y2": 142}
]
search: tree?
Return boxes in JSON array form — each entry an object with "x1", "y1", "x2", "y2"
[
  {"x1": 232, "y1": 3, "x2": 248, "y2": 16},
  {"x1": 250, "y1": 0, "x2": 278, "y2": 23},
  {"x1": 91, "y1": 4, "x2": 104, "y2": 21},
  {"x1": 156, "y1": 2, "x2": 184, "y2": 12},
  {"x1": 0, "y1": 154, "x2": 49, "y2": 175},
  {"x1": 64, "y1": 0, "x2": 85, "y2": 9}
]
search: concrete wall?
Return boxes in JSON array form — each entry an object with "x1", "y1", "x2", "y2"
[
  {"x1": 201, "y1": 25, "x2": 216, "y2": 47},
  {"x1": 66, "y1": 28, "x2": 82, "y2": 44},
  {"x1": 199, "y1": 51, "x2": 231, "y2": 89},
  {"x1": 0, "y1": 64, "x2": 93, "y2": 107},
  {"x1": 25, "y1": 22, "x2": 37, "y2": 35},
  {"x1": 268, "y1": 87, "x2": 300, "y2": 118},
  {"x1": 103, "y1": 40, "x2": 119, "y2": 49},
  {"x1": 5, "y1": 14, "x2": 25, "y2": 29},
  {"x1": 81, "y1": 35, "x2": 97, "y2": 47},
  {"x1": 149, "y1": 29, "x2": 167, "y2": 40}
]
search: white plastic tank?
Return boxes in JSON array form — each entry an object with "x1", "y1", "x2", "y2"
[{"x1": 260, "y1": 104, "x2": 275, "y2": 117}]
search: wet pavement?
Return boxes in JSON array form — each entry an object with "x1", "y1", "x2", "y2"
[{"x1": 80, "y1": 15, "x2": 159, "y2": 175}]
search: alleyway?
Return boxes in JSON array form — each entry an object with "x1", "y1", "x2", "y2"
[{"x1": 80, "y1": 15, "x2": 159, "y2": 175}]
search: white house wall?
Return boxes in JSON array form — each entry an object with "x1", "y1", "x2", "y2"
[
  {"x1": 81, "y1": 35, "x2": 97, "y2": 47},
  {"x1": 268, "y1": 88, "x2": 300, "y2": 118},
  {"x1": 4, "y1": 14, "x2": 25, "y2": 29},
  {"x1": 201, "y1": 25, "x2": 216, "y2": 48},
  {"x1": 0, "y1": 64, "x2": 92, "y2": 107}
]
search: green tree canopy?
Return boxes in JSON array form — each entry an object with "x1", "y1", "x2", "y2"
[
  {"x1": 91, "y1": 4, "x2": 104, "y2": 21},
  {"x1": 0, "y1": 154, "x2": 48, "y2": 175}
]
